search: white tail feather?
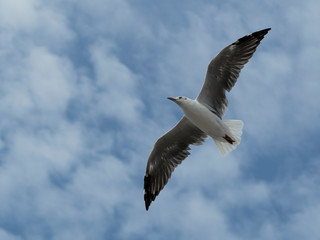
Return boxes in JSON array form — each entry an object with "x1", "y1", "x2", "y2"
[{"x1": 214, "y1": 120, "x2": 244, "y2": 156}]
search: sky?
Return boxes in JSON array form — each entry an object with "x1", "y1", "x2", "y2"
[{"x1": 0, "y1": 0, "x2": 320, "y2": 239}]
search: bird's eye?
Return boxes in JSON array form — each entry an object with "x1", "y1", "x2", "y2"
[{"x1": 179, "y1": 97, "x2": 182, "y2": 99}]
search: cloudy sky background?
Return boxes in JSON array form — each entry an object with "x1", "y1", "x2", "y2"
[{"x1": 0, "y1": 0, "x2": 320, "y2": 239}]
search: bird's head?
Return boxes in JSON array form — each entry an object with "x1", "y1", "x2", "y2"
[{"x1": 167, "y1": 96, "x2": 189, "y2": 105}]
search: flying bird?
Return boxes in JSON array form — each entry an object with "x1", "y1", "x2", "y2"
[{"x1": 144, "y1": 28, "x2": 271, "y2": 210}]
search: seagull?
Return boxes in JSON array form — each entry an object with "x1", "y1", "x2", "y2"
[{"x1": 144, "y1": 28, "x2": 271, "y2": 210}]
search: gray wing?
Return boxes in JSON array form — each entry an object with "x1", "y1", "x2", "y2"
[
  {"x1": 144, "y1": 117, "x2": 208, "y2": 210},
  {"x1": 197, "y1": 28, "x2": 271, "y2": 118}
]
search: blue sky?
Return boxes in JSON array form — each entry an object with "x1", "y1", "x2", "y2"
[{"x1": 0, "y1": 0, "x2": 320, "y2": 239}]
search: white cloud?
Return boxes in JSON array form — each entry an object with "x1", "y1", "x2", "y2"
[
  {"x1": 0, "y1": 0, "x2": 74, "y2": 52},
  {"x1": 25, "y1": 47, "x2": 75, "y2": 113},
  {"x1": 0, "y1": 0, "x2": 38, "y2": 29},
  {"x1": 0, "y1": 229, "x2": 21, "y2": 240},
  {"x1": 87, "y1": 40, "x2": 144, "y2": 123},
  {"x1": 284, "y1": 204, "x2": 320, "y2": 240},
  {"x1": 0, "y1": 0, "x2": 320, "y2": 239}
]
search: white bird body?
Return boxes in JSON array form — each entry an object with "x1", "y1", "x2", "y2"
[
  {"x1": 171, "y1": 97, "x2": 243, "y2": 156},
  {"x1": 177, "y1": 97, "x2": 229, "y2": 139}
]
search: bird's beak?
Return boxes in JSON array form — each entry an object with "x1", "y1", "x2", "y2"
[{"x1": 167, "y1": 97, "x2": 176, "y2": 102}]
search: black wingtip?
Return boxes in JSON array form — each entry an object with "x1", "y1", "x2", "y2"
[
  {"x1": 144, "y1": 174, "x2": 155, "y2": 211},
  {"x1": 145, "y1": 198, "x2": 150, "y2": 211},
  {"x1": 233, "y1": 28, "x2": 271, "y2": 46},
  {"x1": 252, "y1": 28, "x2": 271, "y2": 39},
  {"x1": 260, "y1": 27, "x2": 271, "y2": 32},
  {"x1": 144, "y1": 190, "x2": 152, "y2": 211}
]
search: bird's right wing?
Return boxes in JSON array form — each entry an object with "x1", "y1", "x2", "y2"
[{"x1": 144, "y1": 117, "x2": 208, "y2": 210}]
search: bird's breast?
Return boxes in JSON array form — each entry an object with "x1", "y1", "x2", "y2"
[{"x1": 181, "y1": 101, "x2": 226, "y2": 138}]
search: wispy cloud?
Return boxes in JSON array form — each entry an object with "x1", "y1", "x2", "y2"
[{"x1": 0, "y1": 0, "x2": 320, "y2": 239}]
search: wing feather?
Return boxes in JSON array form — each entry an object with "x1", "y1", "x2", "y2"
[
  {"x1": 144, "y1": 117, "x2": 207, "y2": 210},
  {"x1": 197, "y1": 28, "x2": 271, "y2": 117}
]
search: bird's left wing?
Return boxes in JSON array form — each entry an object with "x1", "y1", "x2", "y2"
[
  {"x1": 197, "y1": 28, "x2": 271, "y2": 118},
  {"x1": 144, "y1": 116, "x2": 207, "y2": 210}
]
